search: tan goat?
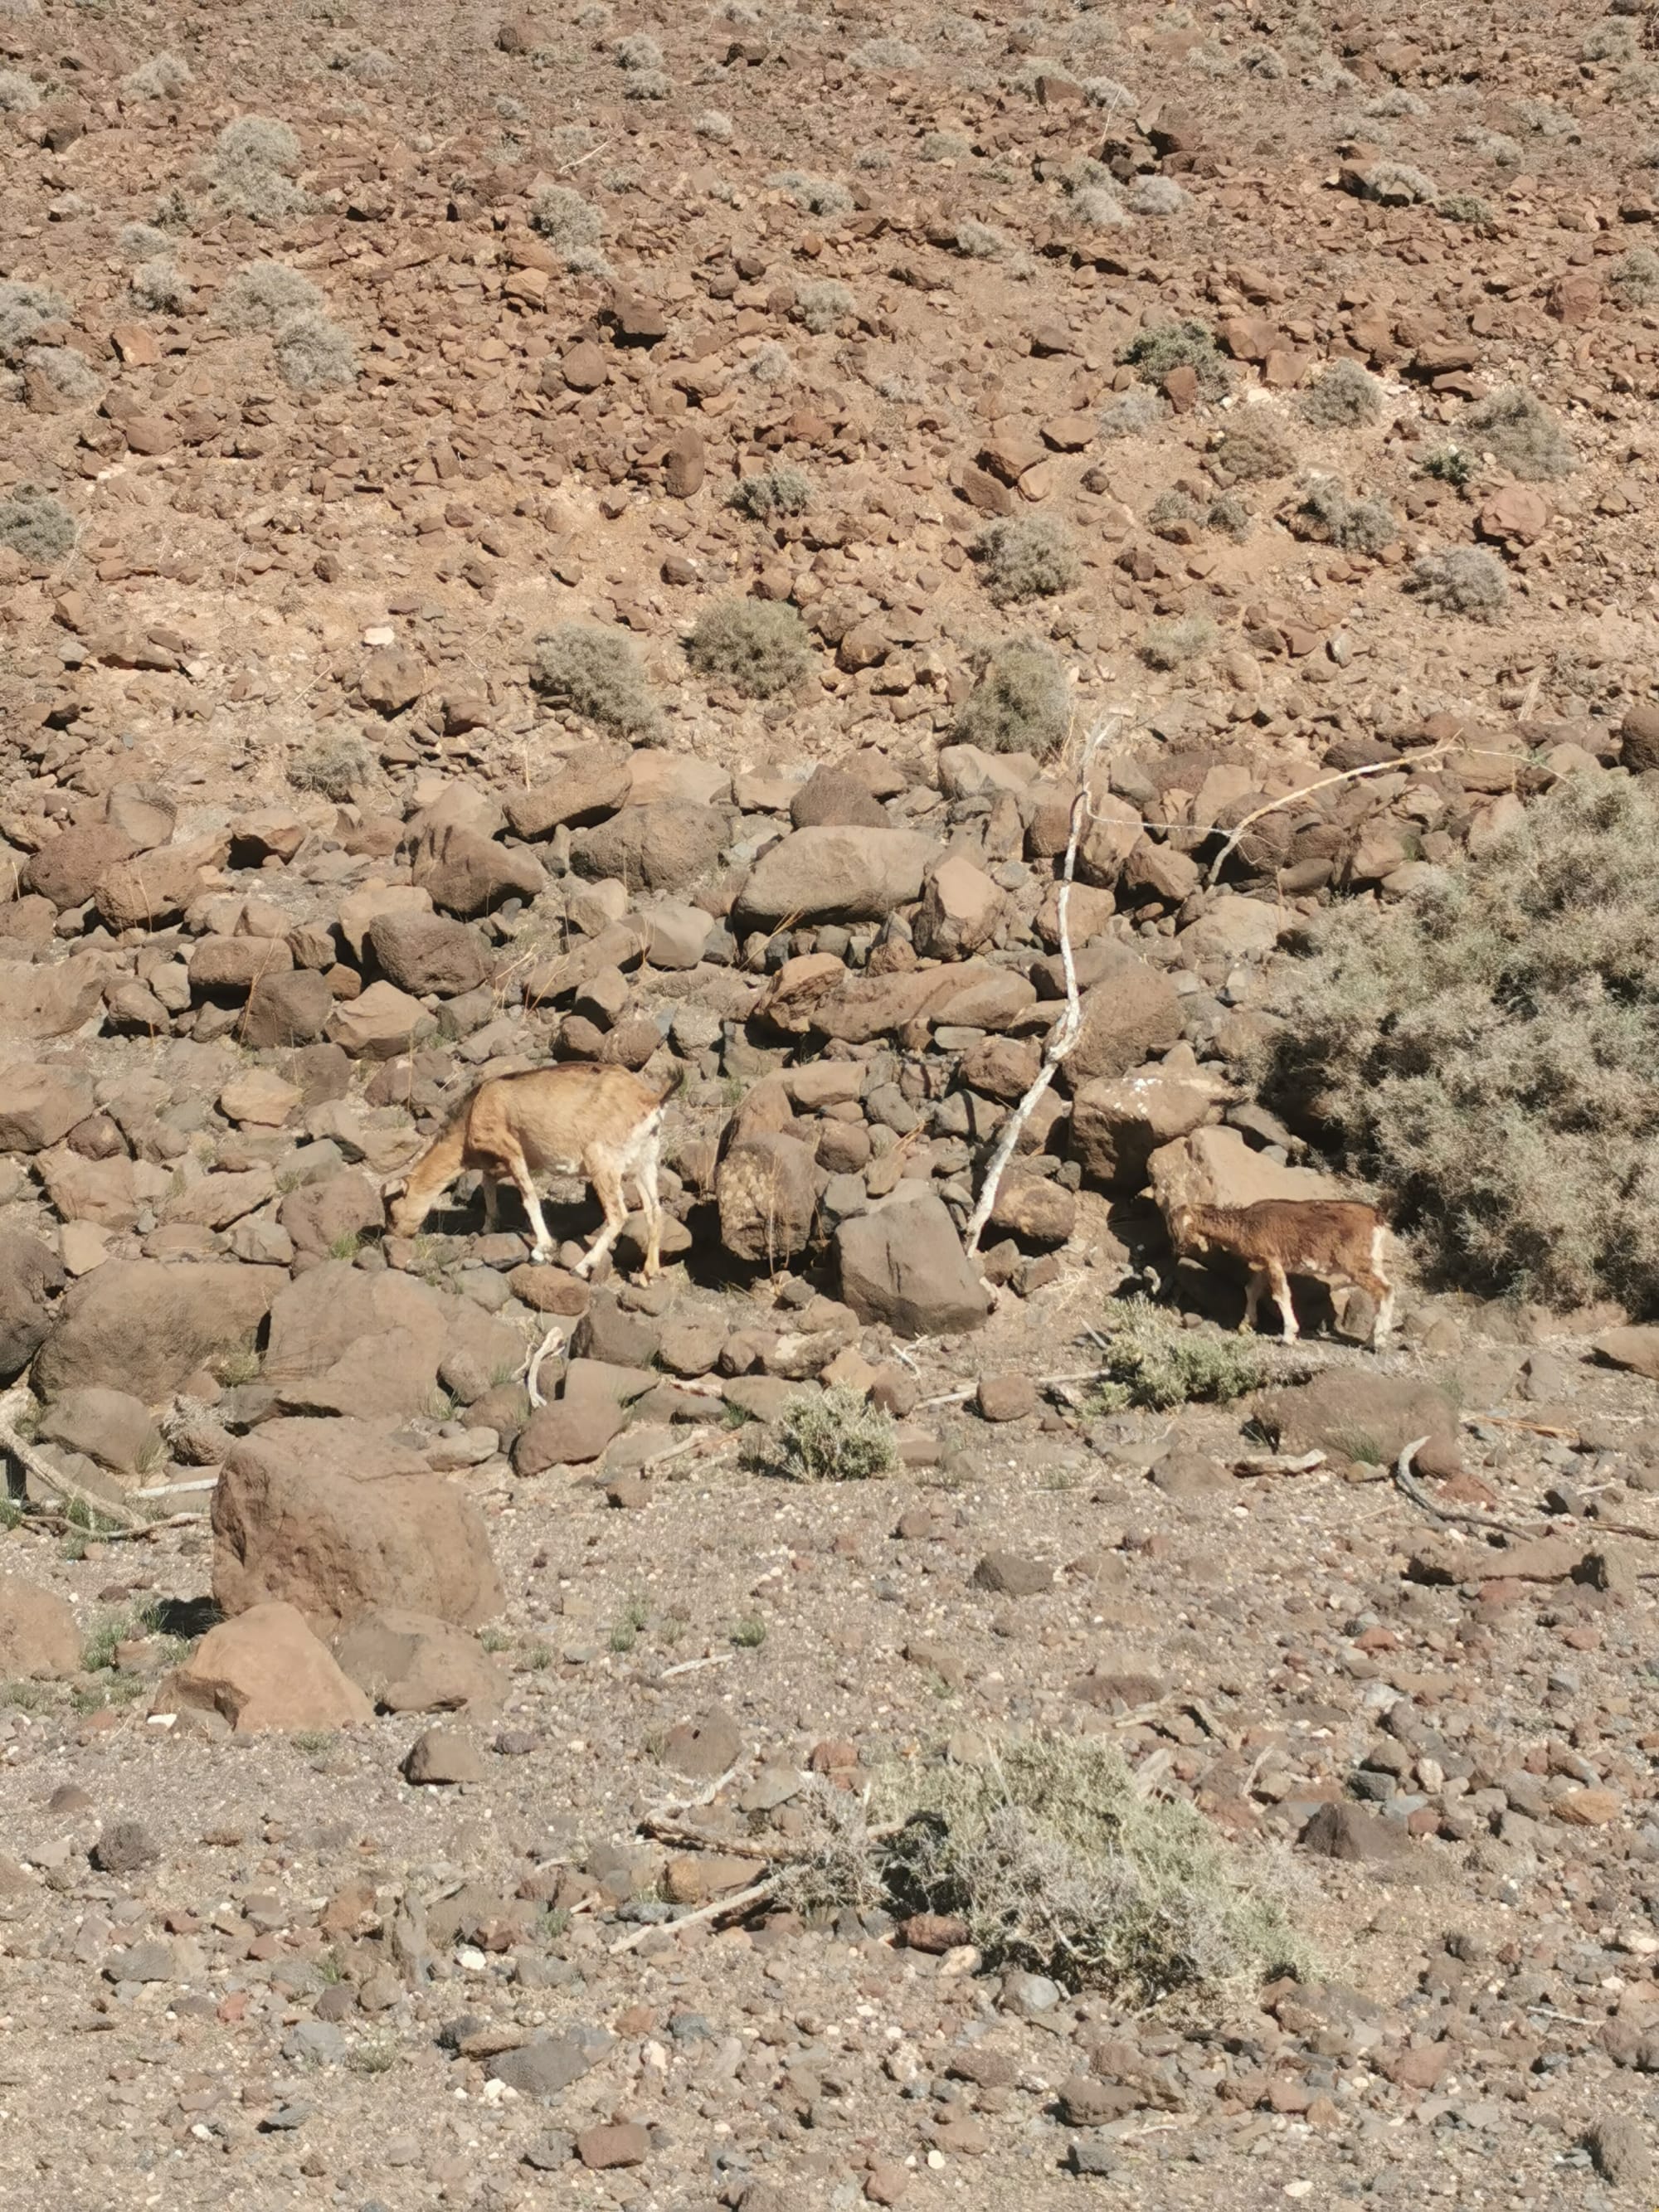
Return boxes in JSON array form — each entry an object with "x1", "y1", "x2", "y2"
[
  {"x1": 385, "y1": 1062, "x2": 674, "y2": 1281},
  {"x1": 1165, "y1": 1198, "x2": 1394, "y2": 1347}
]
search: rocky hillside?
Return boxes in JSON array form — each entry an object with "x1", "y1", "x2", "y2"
[{"x1": 3, "y1": 2, "x2": 1659, "y2": 2209}]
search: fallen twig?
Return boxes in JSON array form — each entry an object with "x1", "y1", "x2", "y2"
[
  {"x1": 1232, "y1": 1449, "x2": 1326, "y2": 1479},
  {"x1": 525, "y1": 1323, "x2": 565, "y2": 1408},
  {"x1": 1394, "y1": 1434, "x2": 1659, "y2": 1548},
  {"x1": 1204, "y1": 746, "x2": 1453, "y2": 887},
  {"x1": 0, "y1": 1386, "x2": 148, "y2": 1533},
  {"x1": 658, "y1": 1650, "x2": 737, "y2": 1680},
  {"x1": 964, "y1": 717, "x2": 1117, "y2": 1257},
  {"x1": 610, "y1": 1874, "x2": 776, "y2": 1954}
]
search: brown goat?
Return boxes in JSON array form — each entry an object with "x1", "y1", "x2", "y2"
[
  {"x1": 385, "y1": 1062, "x2": 674, "y2": 1281},
  {"x1": 1165, "y1": 1198, "x2": 1394, "y2": 1346}
]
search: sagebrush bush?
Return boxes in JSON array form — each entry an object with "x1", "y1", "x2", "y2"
[
  {"x1": 1610, "y1": 247, "x2": 1659, "y2": 307},
  {"x1": 693, "y1": 108, "x2": 733, "y2": 141},
  {"x1": 1457, "y1": 385, "x2": 1576, "y2": 479},
  {"x1": 956, "y1": 636, "x2": 1070, "y2": 756},
  {"x1": 769, "y1": 170, "x2": 854, "y2": 216},
  {"x1": 210, "y1": 116, "x2": 308, "y2": 225},
  {"x1": 1148, "y1": 489, "x2": 1204, "y2": 539},
  {"x1": 1119, "y1": 318, "x2": 1228, "y2": 396},
  {"x1": 1437, "y1": 192, "x2": 1493, "y2": 228},
  {"x1": 1207, "y1": 492, "x2": 1253, "y2": 541},
  {"x1": 920, "y1": 129, "x2": 971, "y2": 160},
  {"x1": 615, "y1": 31, "x2": 662, "y2": 68},
  {"x1": 0, "y1": 281, "x2": 67, "y2": 366},
  {"x1": 0, "y1": 66, "x2": 39, "y2": 109},
  {"x1": 686, "y1": 598, "x2": 813, "y2": 697},
  {"x1": 529, "y1": 185, "x2": 602, "y2": 252},
  {"x1": 1129, "y1": 174, "x2": 1185, "y2": 216},
  {"x1": 118, "y1": 221, "x2": 173, "y2": 262},
  {"x1": 1286, "y1": 479, "x2": 1397, "y2": 556},
  {"x1": 216, "y1": 260, "x2": 323, "y2": 333},
  {"x1": 741, "y1": 1387, "x2": 899, "y2": 1481},
  {"x1": 289, "y1": 731, "x2": 371, "y2": 799},
  {"x1": 273, "y1": 312, "x2": 356, "y2": 391},
  {"x1": 0, "y1": 484, "x2": 76, "y2": 566},
  {"x1": 1258, "y1": 777, "x2": 1659, "y2": 1311},
  {"x1": 1209, "y1": 415, "x2": 1295, "y2": 484},
  {"x1": 862, "y1": 1738, "x2": 1307, "y2": 1999},
  {"x1": 852, "y1": 36, "x2": 923, "y2": 69},
  {"x1": 1083, "y1": 74, "x2": 1133, "y2": 109},
  {"x1": 954, "y1": 218, "x2": 1009, "y2": 258},
  {"x1": 533, "y1": 624, "x2": 660, "y2": 739},
  {"x1": 1407, "y1": 547, "x2": 1508, "y2": 622},
  {"x1": 624, "y1": 66, "x2": 672, "y2": 100},
  {"x1": 1092, "y1": 1295, "x2": 1268, "y2": 1410},
  {"x1": 727, "y1": 464, "x2": 813, "y2": 520},
  {"x1": 1299, "y1": 358, "x2": 1382, "y2": 430},
  {"x1": 1068, "y1": 182, "x2": 1125, "y2": 226},
  {"x1": 25, "y1": 347, "x2": 101, "y2": 406},
  {"x1": 975, "y1": 515, "x2": 1081, "y2": 605},
  {"x1": 130, "y1": 258, "x2": 189, "y2": 314},
  {"x1": 1362, "y1": 160, "x2": 1433, "y2": 204},
  {"x1": 122, "y1": 51, "x2": 191, "y2": 98},
  {"x1": 794, "y1": 280, "x2": 852, "y2": 333},
  {"x1": 341, "y1": 48, "x2": 395, "y2": 85},
  {"x1": 1098, "y1": 387, "x2": 1167, "y2": 440},
  {"x1": 1141, "y1": 614, "x2": 1218, "y2": 670}
]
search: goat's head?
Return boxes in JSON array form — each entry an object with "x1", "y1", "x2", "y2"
[{"x1": 381, "y1": 1172, "x2": 424, "y2": 1237}]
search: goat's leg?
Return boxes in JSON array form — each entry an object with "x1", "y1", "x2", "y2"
[
  {"x1": 480, "y1": 1174, "x2": 502, "y2": 1232},
  {"x1": 1358, "y1": 1268, "x2": 1395, "y2": 1344},
  {"x1": 575, "y1": 1148, "x2": 628, "y2": 1280},
  {"x1": 1242, "y1": 1268, "x2": 1267, "y2": 1334},
  {"x1": 500, "y1": 1140, "x2": 553, "y2": 1260},
  {"x1": 1268, "y1": 1260, "x2": 1299, "y2": 1343}
]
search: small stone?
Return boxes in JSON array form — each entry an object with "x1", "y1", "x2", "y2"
[
  {"x1": 971, "y1": 1551, "x2": 1053, "y2": 1597},
  {"x1": 90, "y1": 1818, "x2": 158, "y2": 1874},
  {"x1": 1585, "y1": 2116, "x2": 1650, "y2": 2187},
  {"x1": 403, "y1": 1728, "x2": 484, "y2": 1785},
  {"x1": 575, "y1": 2121, "x2": 649, "y2": 2170}
]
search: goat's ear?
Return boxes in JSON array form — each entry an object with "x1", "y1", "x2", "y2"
[{"x1": 380, "y1": 1173, "x2": 407, "y2": 1202}]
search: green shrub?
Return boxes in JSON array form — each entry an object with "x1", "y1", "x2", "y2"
[
  {"x1": 216, "y1": 260, "x2": 324, "y2": 333},
  {"x1": 1118, "y1": 318, "x2": 1227, "y2": 396},
  {"x1": 1437, "y1": 193, "x2": 1493, "y2": 229},
  {"x1": 1610, "y1": 247, "x2": 1659, "y2": 307},
  {"x1": 1141, "y1": 613, "x2": 1218, "y2": 669},
  {"x1": 210, "y1": 115, "x2": 309, "y2": 225},
  {"x1": 794, "y1": 280, "x2": 853, "y2": 333},
  {"x1": 687, "y1": 598, "x2": 813, "y2": 698},
  {"x1": 1457, "y1": 386, "x2": 1576, "y2": 479},
  {"x1": 741, "y1": 1386, "x2": 900, "y2": 1481},
  {"x1": 25, "y1": 348, "x2": 101, "y2": 406},
  {"x1": 956, "y1": 637, "x2": 1070, "y2": 756},
  {"x1": 727, "y1": 464, "x2": 813, "y2": 520},
  {"x1": 533, "y1": 623, "x2": 660, "y2": 738},
  {"x1": 1421, "y1": 444, "x2": 1474, "y2": 486},
  {"x1": 1406, "y1": 547, "x2": 1508, "y2": 622},
  {"x1": 975, "y1": 514, "x2": 1081, "y2": 605},
  {"x1": 857, "y1": 1738, "x2": 1306, "y2": 1999},
  {"x1": 122, "y1": 51, "x2": 191, "y2": 98},
  {"x1": 0, "y1": 281, "x2": 67, "y2": 366},
  {"x1": 1257, "y1": 776, "x2": 1659, "y2": 1311},
  {"x1": 1083, "y1": 75, "x2": 1134, "y2": 109},
  {"x1": 0, "y1": 484, "x2": 76, "y2": 566},
  {"x1": 1092, "y1": 1295, "x2": 1268, "y2": 1409},
  {"x1": 1209, "y1": 416, "x2": 1295, "y2": 484},
  {"x1": 623, "y1": 66, "x2": 672, "y2": 100},
  {"x1": 1298, "y1": 358, "x2": 1381, "y2": 430},
  {"x1": 1207, "y1": 493, "x2": 1253, "y2": 541},
  {"x1": 1148, "y1": 489, "x2": 1204, "y2": 539},
  {"x1": 1285, "y1": 479, "x2": 1397, "y2": 556},
  {"x1": 529, "y1": 185, "x2": 601, "y2": 252},
  {"x1": 954, "y1": 218, "x2": 1009, "y2": 258},
  {"x1": 1098, "y1": 387, "x2": 1167, "y2": 440},
  {"x1": 273, "y1": 312, "x2": 356, "y2": 391},
  {"x1": 130, "y1": 259, "x2": 189, "y2": 314},
  {"x1": 769, "y1": 171, "x2": 854, "y2": 216}
]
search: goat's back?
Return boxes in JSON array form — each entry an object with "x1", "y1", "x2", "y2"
[
  {"x1": 1192, "y1": 1198, "x2": 1381, "y2": 1258},
  {"x1": 461, "y1": 1062, "x2": 667, "y2": 1150}
]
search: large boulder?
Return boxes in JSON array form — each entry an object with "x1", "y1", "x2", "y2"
[
  {"x1": 157, "y1": 1601, "x2": 373, "y2": 1733},
  {"x1": 36, "y1": 1387, "x2": 159, "y2": 1480},
  {"x1": 93, "y1": 834, "x2": 229, "y2": 931},
  {"x1": 1252, "y1": 1370, "x2": 1459, "y2": 1466},
  {"x1": 1146, "y1": 1125, "x2": 1342, "y2": 1215},
  {"x1": 734, "y1": 827, "x2": 940, "y2": 926},
  {"x1": 411, "y1": 821, "x2": 546, "y2": 916},
  {"x1": 1065, "y1": 949, "x2": 1184, "y2": 1084},
  {"x1": 279, "y1": 1169, "x2": 385, "y2": 1260},
  {"x1": 241, "y1": 969, "x2": 333, "y2": 1048},
  {"x1": 367, "y1": 909, "x2": 491, "y2": 997},
  {"x1": 0, "y1": 1230, "x2": 64, "y2": 1383},
  {"x1": 0, "y1": 1065, "x2": 95, "y2": 1152},
  {"x1": 33, "y1": 1261, "x2": 277, "y2": 1404},
  {"x1": 718, "y1": 1133, "x2": 819, "y2": 1265},
  {"x1": 333, "y1": 1607, "x2": 505, "y2": 1714},
  {"x1": 0, "y1": 953, "x2": 108, "y2": 1038},
  {"x1": 327, "y1": 981, "x2": 437, "y2": 1061},
  {"x1": 513, "y1": 1359, "x2": 655, "y2": 1473},
  {"x1": 212, "y1": 1417, "x2": 504, "y2": 1632},
  {"x1": 569, "y1": 803, "x2": 729, "y2": 892},
  {"x1": 261, "y1": 1262, "x2": 521, "y2": 1420},
  {"x1": 1071, "y1": 1067, "x2": 1227, "y2": 1190},
  {"x1": 836, "y1": 1194, "x2": 992, "y2": 1337},
  {"x1": 0, "y1": 1575, "x2": 80, "y2": 1677},
  {"x1": 22, "y1": 821, "x2": 138, "y2": 910},
  {"x1": 506, "y1": 751, "x2": 632, "y2": 841},
  {"x1": 913, "y1": 854, "x2": 1002, "y2": 961}
]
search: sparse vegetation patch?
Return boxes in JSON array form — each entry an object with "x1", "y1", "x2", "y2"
[
  {"x1": 687, "y1": 598, "x2": 814, "y2": 698},
  {"x1": 533, "y1": 625, "x2": 661, "y2": 739},
  {"x1": 974, "y1": 515, "x2": 1081, "y2": 605},
  {"x1": 741, "y1": 1387, "x2": 899, "y2": 1481},
  {"x1": 956, "y1": 637, "x2": 1070, "y2": 756}
]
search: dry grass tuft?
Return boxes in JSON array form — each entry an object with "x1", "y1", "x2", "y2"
[
  {"x1": 974, "y1": 515, "x2": 1081, "y2": 605},
  {"x1": 533, "y1": 624, "x2": 659, "y2": 739},
  {"x1": 956, "y1": 636, "x2": 1070, "y2": 756},
  {"x1": 686, "y1": 598, "x2": 813, "y2": 698}
]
